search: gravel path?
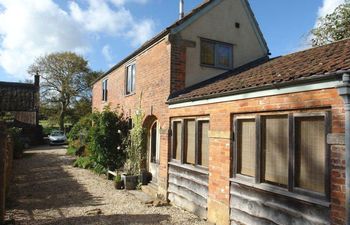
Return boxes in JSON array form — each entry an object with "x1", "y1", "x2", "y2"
[{"x1": 5, "y1": 146, "x2": 210, "y2": 225}]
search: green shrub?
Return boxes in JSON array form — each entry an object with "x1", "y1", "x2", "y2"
[
  {"x1": 66, "y1": 145, "x2": 77, "y2": 156},
  {"x1": 89, "y1": 106, "x2": 129, "y2": 171},
  {"x1": 7, "y1": 127, "x2": 24, "y2": 158},
  {"x1": 125, "y1": 108, "x2": 146, "y2": 176},
  {"x1": 73, "y1": 156, "x2": 93, "y2": 169},
  {"x1": 114, "y1": 174, "x2": 122, "y2": 183}
]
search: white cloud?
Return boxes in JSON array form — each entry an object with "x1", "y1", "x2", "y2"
[
  {"x1": 102, "y1": 45, "x2": 113, "y2": 62},
  {"x1": 0, "y1": 0, "x2": 87, "y2": 79},
  {"x1": 0, "y1": 0, "x2": 155, "y2": 79},
  {"x1": 69, "y1": 0, "x2": 156, "y2": 46}
]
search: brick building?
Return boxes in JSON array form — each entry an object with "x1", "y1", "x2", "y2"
[
  {"x1": 0, "y1": 75, "x2": 40, "y2": 126},
  {"x1": 92, "y1": 0, "x2": 350, "y2": 224}
]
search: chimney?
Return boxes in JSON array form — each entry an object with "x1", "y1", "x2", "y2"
[
  {"x1": 34, "y1": 72, "x2": 40, "y2": 88},
  {"x1": 179, "y1": 0, "x2": 184, "y2": 19}
]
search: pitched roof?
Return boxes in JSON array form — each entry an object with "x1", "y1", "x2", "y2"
[
  {"x1": 93, "y1": 0, "x2": 214, "y2": 84},
  {"x1": 168, "y1": 38, "x2": 350, "y2": 104},
  {"x1": 0, "y1": 81, "x2": 37, "y2": 111}
]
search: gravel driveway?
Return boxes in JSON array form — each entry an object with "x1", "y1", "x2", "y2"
[{"x1": 5, "y1": 146, "x2": 210, "y2": 225}]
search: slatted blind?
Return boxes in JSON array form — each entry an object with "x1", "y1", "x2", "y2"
[
  {"x1": 296, "y1": 117, "x2": 325, "y2": 194},
  {"x1": 262, "y1": 115, "x2": 288, "y2": 186},
  {"x1": 237, "y1": 119, "x2": 256, "y2": 177},
  {"x1": 173, "y1": 121, "x2": 182, "y2": 160},
  {"x1": 199, "y1": 121, "x2": 209, "y2": 167},
  {"x1": 185, "y1": 120, "x2": 196, "y2": 164}
]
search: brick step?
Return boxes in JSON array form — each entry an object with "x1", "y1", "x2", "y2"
[{"x1": 141, "y1": 182, "x2": 158, "y2": 198}]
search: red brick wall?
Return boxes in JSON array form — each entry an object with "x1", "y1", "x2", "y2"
[
  {"x1": 92, "y1": 38, "x2": 172, "y2": 194},
  {"x1": 169, "y1": 88, "x2": 345, "y2": 224}
]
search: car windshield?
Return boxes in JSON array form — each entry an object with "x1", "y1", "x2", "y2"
[{"x1": 51, "y1": 131, "x2": 64, "y2": 136}]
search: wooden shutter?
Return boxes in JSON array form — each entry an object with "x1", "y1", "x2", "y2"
[
  {"x1": 185, "y1": 120, "x2": 196, "y2": 164},
  {"x1": 295, "y1": 116, "x2": 325, "y2": 194},
  {"x1": 173, "y1": 121, "x2": 182, "y2": 161},
  {"x1": 237, "y1": 119, "x2": 256, "y2": 177},
  {"x1": 262, "y1": 115, "x2": 288, "y2": 186},
  {"x1": 199, "y1": 121, "x2": 209, "y2": 167}
]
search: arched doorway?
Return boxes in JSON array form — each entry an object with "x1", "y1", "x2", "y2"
[{"x1": 144, "y1": 116, "x2": 160, "y2": 184}]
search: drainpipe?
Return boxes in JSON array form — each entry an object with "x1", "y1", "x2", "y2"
[{"x1": 337, "y1": 73, "x2": 350, "y2": 225}]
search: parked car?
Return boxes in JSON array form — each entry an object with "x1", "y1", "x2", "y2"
[{"x1": 48, "y1": 131, "x2": 67, "y2": 145}]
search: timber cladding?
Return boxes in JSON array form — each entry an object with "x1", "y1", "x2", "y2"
[
  {"x1": 169, "y1": 88, "x2": 345, "y2": 224},
  {"x1": 168, "y1": 163, "x2": 209, "y2": 219}
]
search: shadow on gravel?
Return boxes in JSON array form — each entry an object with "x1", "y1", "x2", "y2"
[
  {"x1": 6, "y1": 149, "x2": 102, "y2": 212},
  {"x1": 14, "y1": 214, "x2": 170, "y2": 225}
]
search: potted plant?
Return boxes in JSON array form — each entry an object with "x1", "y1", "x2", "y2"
[
  {"x1": 114, "y1": 174, "x2": 124, "y2": 189},
  {"x1": 123, "y1": 106, "x2": 147, "y2": 190}
]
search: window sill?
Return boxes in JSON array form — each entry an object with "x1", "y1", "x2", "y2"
[
  {"x1": 125, "y1": 92, "x2": 136, "y2": 97},
  {"x1": 168, "y1": 161, "x2": 209, "y2": 175},
  {"x1": 230, "y1": 178, "x2": 330, "y2": 208},
  {"x1": 200, "y1": 63, "x2": 232, "y2": 71}
]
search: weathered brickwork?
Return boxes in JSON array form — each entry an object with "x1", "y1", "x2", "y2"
[
  {"x1": 92, "y1": 38, "x2": 172, "y2": 195},
  {"x1": 169, "y1": 88, "x2": 345, "y2": 224}
]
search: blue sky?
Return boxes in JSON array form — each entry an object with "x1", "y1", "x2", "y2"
[{"x1": 0, "y1": 0, "x2": 344, "y2": 82}]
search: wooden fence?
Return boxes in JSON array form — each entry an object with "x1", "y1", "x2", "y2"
[{"x1": 0, "y1": 122, "x2": 13, "y2": 224}]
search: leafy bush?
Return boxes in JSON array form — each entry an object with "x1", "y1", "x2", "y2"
[
  {"x1": 125, "y1": 108, "x2": 146, "y2": 176},
  {"x1": 67, "y1": 145, "x2": 77, "y2": 156},
  {"x1": 73, "y1": 156, "x2": 93, "y2": 169},
  {"x1": 7, "y1": 127, "x2": 24, "y2": 158},
  {"x1": 89, "y1": 106, "x2": 129, "y2": 171}
]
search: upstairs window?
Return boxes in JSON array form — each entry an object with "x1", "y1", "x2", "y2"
[
  {"x1": 102, "y1": 79, "x2": 108, "y2": 101},
  {"x1": 201, "y1": 38, "x2": 233, "y2": 69},
  {"x1": 126, "y1": 64, "x2": 136, "y2": 95}
]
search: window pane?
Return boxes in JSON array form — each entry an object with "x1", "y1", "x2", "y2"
[
  {"x1": 131, "y1": 64, "x2": 136, "y2": 92},
  {"x1": 185, "y1": 120, "x2": 196, "y2": 164},
  {"x1": 173, "y1": 121, "x2": 182, "y2": 160},
  {"x1": 201, "y1": 40, "x2": 215, "y2": 65},
  {"x1": 216, "y1": 44, "x2": 232, "y2": 68},
  {"x1": 126, "y1": 66, "x2": 132, "y2": 94},
  {"x1": 295, "y1": 117, "x2": 325, "y2": 194},
  {"x1": 237, "y1": 119, "x2": 256, "y2": 177},
  {"x1": 151, "y1": 122, "x2": 157, "y2": 163},
  {"x1": 262, "y1": 115, "x2": 288, "y2": 186},
  {"x1": 198, "y1": 121, "x2": 209, "y2": 167}
]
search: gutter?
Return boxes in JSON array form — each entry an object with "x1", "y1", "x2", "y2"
[
  {"x1": 336, "y1": 73, "x2": 350, "y2": 225},
  {"x1": 168, "y1": 71, "x2": 346, "y2": 105}
]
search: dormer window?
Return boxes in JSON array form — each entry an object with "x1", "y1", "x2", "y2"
[
  {"x1": 126, "y1": 63, "x2": 136, "y2": 95},
  {"x1": 102, "y1": 79, "x2": 108, "y2": 101},
  {"x1": 200, "y1": 38, "x2": 233, "y2": 69}
]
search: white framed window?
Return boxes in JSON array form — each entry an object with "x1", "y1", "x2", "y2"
[
  {"x1": 126, "y1": 64, "x2": 136, "y2": 95},
  {"x1": 102, "y1": 79, "x2": 108, "y2": 101}
]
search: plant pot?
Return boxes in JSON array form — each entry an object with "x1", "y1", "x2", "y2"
[
  {"x1": 114, "y1": 181, "x2": 123, "y2": 189},
  {"x1": 139, "y1": 171, "x2": 152, "y2": 185},
  {"x1": 122, "y1": 174, "x2": 139, "y2": 190}
]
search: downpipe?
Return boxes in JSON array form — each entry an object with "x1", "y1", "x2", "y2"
[{"x1": 337, "y1": 73, "x2": 350, "y2": 225}]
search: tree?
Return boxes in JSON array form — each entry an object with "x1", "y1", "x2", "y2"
[
  {"x1": 311, "y1": 3, "x2": 350, "y2": 46},
  {"x1": 28, "y1": 52, "x2": 99, "y2": 130}
]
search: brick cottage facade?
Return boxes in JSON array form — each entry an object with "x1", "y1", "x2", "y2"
[{"x1": 92, "y1": 0, "x2": 350, "y2": 224}]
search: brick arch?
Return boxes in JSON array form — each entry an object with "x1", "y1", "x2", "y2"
[{"x1": 143, "y1": 115, "x2": 158, "y2": 130}]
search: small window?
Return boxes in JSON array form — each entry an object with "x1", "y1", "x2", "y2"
[
  {"x1": 173, "y1": 121, "x2": 182, "y2": 161},
  {"x1": 295, "y1": 116, "x2": 326, "y2": 194},
  {"x1": 184, "y1": 120, "x2": 196, "y2": 165},
  {"x1": 237, "y1": 119, "x2": 256, "y2": 177},
  {"x1": 198, "y1": 120, "x2": 209, "y2": 167},
  {"x1": 102, "y1": 79, "x2": 108, "y2": 101},
  {"x1": 201, "y1": 39, "x2": 233, "y2": 69},
  {"x1": 262, "y1": 115, "x2": 289, "y2": 187},
  {"x1": 126, "y1": 64, "x2": 136, "y2": 95}
]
